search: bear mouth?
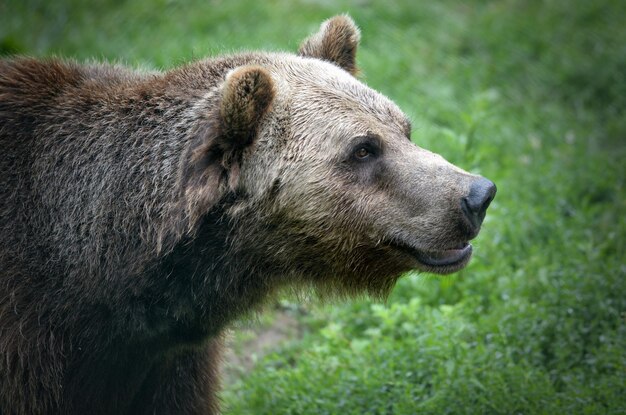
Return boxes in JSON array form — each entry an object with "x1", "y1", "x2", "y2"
[{"x1": 387, "y1": 241, "x2": 473, "y2": 273}]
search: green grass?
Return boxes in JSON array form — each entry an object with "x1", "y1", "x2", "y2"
[{"x1": 2, "y1": 0, "x2": 625, "y2": 413}]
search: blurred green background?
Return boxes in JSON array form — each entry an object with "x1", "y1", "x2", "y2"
[{"x1": 2, "y1": 0, "x2": 624, "y2": 413}]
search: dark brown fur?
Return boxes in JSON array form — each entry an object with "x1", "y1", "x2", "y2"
[
  {"x1": 0, "y1": 54, "x2": 284, "y2": 414},
  {"x1": 0, "y1": 16, "x2": 494, "y2": 414}
]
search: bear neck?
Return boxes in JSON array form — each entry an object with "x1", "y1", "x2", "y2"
[{"x1": 141, "y1": 207, "x2": 288, "y2": 348}]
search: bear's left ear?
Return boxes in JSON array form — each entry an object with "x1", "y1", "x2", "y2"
[
  {"x1": 298, "y1": 15, "x2": 361, "y2": 76},
  {"x1": 183, "y1": 66, "x2": 275, "y2": 225}
]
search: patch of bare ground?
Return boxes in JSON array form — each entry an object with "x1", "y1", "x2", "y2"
[{"x1": 222, "y1": 303, "x2": 307, "y2": 384}]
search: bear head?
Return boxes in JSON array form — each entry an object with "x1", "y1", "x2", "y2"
[{"x1": 184, "y1": 16, "x2": 496, "y2": 298}]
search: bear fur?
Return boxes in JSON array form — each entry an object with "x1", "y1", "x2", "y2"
[{"x1": 0, "y1": 16, "x2": 494, "y2": 414}]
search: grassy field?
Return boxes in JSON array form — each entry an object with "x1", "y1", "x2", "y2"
[{"x1": 2, "y1": 0, "x2": 624, "y2": 413}]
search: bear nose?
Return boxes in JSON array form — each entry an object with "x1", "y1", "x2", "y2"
[{"x1": 461, "y1": 177, "x2": 497, "y2": 231}]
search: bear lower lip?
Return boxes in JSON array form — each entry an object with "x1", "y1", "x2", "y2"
[
  {"x1": 414, "y1": 244, "x2": 472, "y2": 267},
  {"x1": 389, "y1": 242, "x2": 473, "y2": 268}
]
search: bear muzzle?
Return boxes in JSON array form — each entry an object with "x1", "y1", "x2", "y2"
[{"x1": 383, "y1": 175, "x2": 496, "y2": 274}]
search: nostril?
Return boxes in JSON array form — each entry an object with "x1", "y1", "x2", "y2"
[
  {"x1": 483, "y1": 186, "x2": 496, "y2": 210},
  {"x1": 462, "y1": 178, "x2": 497, "y2": 230}
]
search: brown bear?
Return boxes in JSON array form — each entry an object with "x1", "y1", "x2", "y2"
[{"x1": 0, "y1": 15, "x2": 495, "y2": 415}]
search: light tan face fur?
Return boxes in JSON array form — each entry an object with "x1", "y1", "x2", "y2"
[{"x1": 229, "y1": 17, "x2": 494, "y2": 294}]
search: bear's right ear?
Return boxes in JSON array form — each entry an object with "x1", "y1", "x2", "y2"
[
  {"x1": 182, "y1": 66, "x2": 275, "y2": 226},
  {"x1": 298, "y1": 15, "x2": 361, "y2": 76}
]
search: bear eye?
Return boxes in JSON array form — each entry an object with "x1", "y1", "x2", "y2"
[
  {"x1": 351, "y1": 138, "x2": 380, "y2": 162},
  {"x1": 354, "y1": 146, "x2": 371, "y2": 160}
]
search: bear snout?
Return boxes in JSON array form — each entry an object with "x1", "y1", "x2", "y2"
[{"x1": 461, "y1": 177, "x2": 497, "y2": 234}]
